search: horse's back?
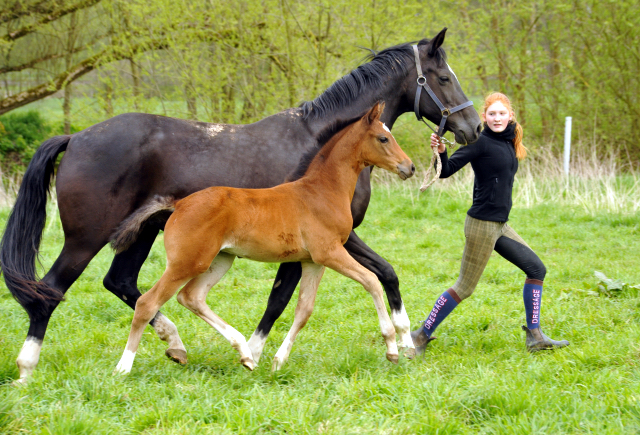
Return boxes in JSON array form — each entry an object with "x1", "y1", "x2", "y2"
[{"x1": 54, "y1": 111, "x2": 314, "y2": 237}]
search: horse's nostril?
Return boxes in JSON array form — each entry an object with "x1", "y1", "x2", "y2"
[
  {"x1": 411, "y1": 164, "x2": 416, "y2": 174},
  {"x1": 476, "y1": 123, "x2": 482, "y2": 135}
]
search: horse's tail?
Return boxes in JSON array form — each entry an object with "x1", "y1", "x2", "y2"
[
  {"x1": 0, "y1": 135, "x2": 71, "y2": 314},
  {"x1": 110, "y1": 196, "x2": 176, "y2": 254}
]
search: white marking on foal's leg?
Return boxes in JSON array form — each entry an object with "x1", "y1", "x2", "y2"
[
  {"x1": 114, "y1": 350, "x2": 136, "y2": 375},
  {"x1": 220, "y1": 325, "x2": 255, "y2": 370},
  {"x1": 392, "y1": 304, "x2": 416, "y2": 359},
  {"x1": 272, "y1": 334, "x2": 294, "y2": 371},
  {"x1": 248, "y1": 330, "x2": 268, "y2": 364},
  {"x1": 15, "y1": 337, "x2": 43, "y2": 383},
  {"x1": 153, "y1": 313, "x2": 187, "y2": 364}
]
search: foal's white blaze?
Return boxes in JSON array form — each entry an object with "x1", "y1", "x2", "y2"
[
  {"x1": 446, "y1": 62, "x2": 458, "y2": 81},
  {"x1": 392, "y1": 304, "x2": 415, "y2": 350},
  {"x1": 248, "y1": 330, "x2": 268, "y2": 364},
  {"x1": 382, "y1": 123, "x2": 391, "y2": 133},
  {"x1": 115, "y1": 350, "x2": 136, "y2": 374},
  {"x1": 15, "y1": 337, "x2": 43, "y2": 382}
]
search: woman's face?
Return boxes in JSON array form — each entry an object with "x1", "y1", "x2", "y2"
[{"x1": 482, "y1": 101, "x2": 512, "y2": 133}]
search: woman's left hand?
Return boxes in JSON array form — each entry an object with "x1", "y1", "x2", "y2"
[{"x1": 430, "y1": 133, "x2": 445, "y2": 153}]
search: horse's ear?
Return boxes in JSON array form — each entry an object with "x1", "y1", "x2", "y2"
[
  {"x1": 366, "y1": 102, "x2": 385, "y2": 124},
  {"x1": 428, "y1": 27, "x2": 447, "y2": 57}
]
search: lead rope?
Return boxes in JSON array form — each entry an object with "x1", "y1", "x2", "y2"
[
  {"x1": 419, "y1": 141, "x2": 442, "y2": 192},
  {"x1": 419, "y1": 128, "x2": 455, "y2": 192}
]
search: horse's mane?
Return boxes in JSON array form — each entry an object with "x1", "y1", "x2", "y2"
[
  {"x1": 287, "y1": 113, "x2": 365, "y2": 182},
  {"x1": 299, "y1": 38, "x2": 447, "y2": 121}
]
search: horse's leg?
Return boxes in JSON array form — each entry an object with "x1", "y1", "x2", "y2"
[
  {"x1": 318, "y1": 246, "x2": 399, "y2": 364},
  {"x1": 103, "y1": 225, "x2": 187, "y2": 364},
  {"x1": 15, "y1": 240, "x2": 105, "y2": 383},
  {"x1": 272, "y1": 262, "x2": 325, "y2": 371},
  {"x1": 247, "y1": 262, "x2": 302, "y2": 364},
  {"x1": 343, "y1": 230, "x2": 414, "y2": 358},
  {"x1": 114, "y1": 271, "x2": 189, "y2": 374},
  {"x1": 175, "y1": 253, "x2": 255, "y2": 370}
]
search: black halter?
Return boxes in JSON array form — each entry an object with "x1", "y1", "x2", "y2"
[{"x1": 412, "y1": 45, "x2": 474, "y2": 139}]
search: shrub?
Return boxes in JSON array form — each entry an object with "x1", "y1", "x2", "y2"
[{"x1": 0, "y1": 111, "x2": 52, "y2": 172}]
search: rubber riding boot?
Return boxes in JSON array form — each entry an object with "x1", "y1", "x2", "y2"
[
  {"x1": 410, "y1": 325, "x2": 437, "y2": 356},
  {"x1": 522, "y1": 325, "x2": 569, "y2": 352}
]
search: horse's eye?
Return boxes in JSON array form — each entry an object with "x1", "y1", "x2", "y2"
[
  {"x1": 439, "y1": 76, "x2": 450, "y2": 83},
  {"x1": 379, "y1": 136, "x2": 389, "y2": 144}
]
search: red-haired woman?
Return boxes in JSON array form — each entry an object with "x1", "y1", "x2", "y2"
[{"x1": 411, "y1": 92, "x2": 569, "y2": 354}]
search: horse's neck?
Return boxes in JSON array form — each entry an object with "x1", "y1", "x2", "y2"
[
  {"x1": 306, "y1": 79, "x2": 406, "y2": 135},
  {"x1": 300, "y1": 128, "x2": 364, "y2": 203}
]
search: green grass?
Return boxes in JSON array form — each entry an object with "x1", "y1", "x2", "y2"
[{"x1": 1, "y1": 185, "x2": 640, "y2": 434}]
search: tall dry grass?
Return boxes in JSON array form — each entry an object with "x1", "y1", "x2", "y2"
[
  {"x1": 373, "y1": 141, "x2": 640, "y2": 215},
  {"x1": 0, "y1": 142, "x2": 637, "y2": 215},
  {"x1": 0, "y1": 169, "x2": 18, "y2": 209}
]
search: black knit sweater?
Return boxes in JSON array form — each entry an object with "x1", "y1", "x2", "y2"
[{"x1": 439, "y1": 123, "x2": 519, "y2": 222}]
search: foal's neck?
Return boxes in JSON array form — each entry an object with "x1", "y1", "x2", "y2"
[{"x1": 300, "y1": 125, "x2": 366, "y2": 202}]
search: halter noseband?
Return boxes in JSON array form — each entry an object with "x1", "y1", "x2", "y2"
[{"x1": 412, "y1": 45, "x2": 474, "y2": 140}]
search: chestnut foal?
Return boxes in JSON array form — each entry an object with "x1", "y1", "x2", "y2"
[{"x1": 114, "y1": 103, "x2": 415, "y2": 374}]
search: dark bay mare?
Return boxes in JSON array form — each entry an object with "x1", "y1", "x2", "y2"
[{"x1": 1, "y1": 28, "x2": 481, "y2": 382}]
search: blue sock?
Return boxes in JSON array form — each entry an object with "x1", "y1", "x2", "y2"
[
  {"x1": 422, "y1": 288, "x2": 460, "y2": 337},
  {"x1": 523, "y1": 279, "x2": 543, "y2": 329}
]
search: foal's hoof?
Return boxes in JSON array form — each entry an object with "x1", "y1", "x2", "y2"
[
  {"x1": 241, "y1": 357, "x2": 255, "y2": 371},
  {"x1": 12, "y1": 378, "x2": 28, "y2": 387},
  {"x1": 386, "y1": 353, "x2": 399, "y2": 364},
  {"x1": 165, "y1": 349, "x2": 188, "y2": 365},
  {"x1": 403, "y1": 347, "x2": 417, "y2": 360}
]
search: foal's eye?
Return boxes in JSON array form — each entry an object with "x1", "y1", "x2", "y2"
[{"x1": 379, "y1": 136, "x2": 389, "y2": 144}]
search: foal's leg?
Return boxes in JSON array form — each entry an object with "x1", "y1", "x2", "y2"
[
  {"x1": 176, "y1": 253, "x2": 255, "y2": 370},
  {"x1": 272, "y1": 262, "x2": 325, "y2": 371},
  {"x1": 319, "y1": 246, "x2": 399, "y2": 363},
  {"x1": 115, "y1": 273, "x2": 188, "y2": 374},
  {"x1": 248, "y1": 262, "x2": 302, "y2": 364},
  {"x1": 103, "y1": 225, "x2": 187, "y2": 364},
  {"x1": 344, "y1": 231, "x2": 414, "y2": 358}
]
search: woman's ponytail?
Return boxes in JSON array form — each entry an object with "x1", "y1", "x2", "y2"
[{"x1": 513, "y1": 121, "x2": 526, "y2": 160}]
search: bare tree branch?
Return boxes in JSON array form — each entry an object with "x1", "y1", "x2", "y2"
[
  {"x1": 0, "y1": 0, "x2": 57, "y2": 25},
  {"x1": 0, "y1": 38, "x2": 169, "y2": 115},
  {"x1": 0, "y1": 32, "x2": 106, "y2": 73},
  {"x1": 2, "y1": 0, "x2": 102, "y2": 43}
]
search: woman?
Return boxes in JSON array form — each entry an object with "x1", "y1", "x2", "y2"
[{"x1": 411, "y1": 92, "x2": 569, "y2": 354}]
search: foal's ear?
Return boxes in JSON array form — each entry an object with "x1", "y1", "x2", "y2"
[
  {"x1": 428, "y1": 27, "x2": 447, "y2": 57},
  {"x1": 366, "y1": 102, "x2": 385, "y2": 124}
]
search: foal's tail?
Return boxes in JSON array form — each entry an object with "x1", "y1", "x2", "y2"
[
  {"x1": 0, "y1": 135, "x2": 71, "y2": 314},
  {"x1": 110, "y1": 196, "x2": 176, "y2": 254}
]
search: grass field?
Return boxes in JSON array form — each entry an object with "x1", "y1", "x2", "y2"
[{"x1": 0, "y1": 169, "x2": 640, "y2": 434}]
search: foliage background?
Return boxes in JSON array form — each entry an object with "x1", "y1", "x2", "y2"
[{"x1": 1, "y1": 0, "x2": 639, "y2": 171}]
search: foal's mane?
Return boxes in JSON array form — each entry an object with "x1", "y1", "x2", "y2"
[
  {"x1": 299, "y1": 38, "x2": 447, "y2": 121},
  {"x1": 287, "y1": 114, "x2": 365, "y2": 182}
]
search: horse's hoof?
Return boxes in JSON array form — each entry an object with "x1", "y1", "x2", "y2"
[
  {"x1": 165, "y1": 349, "x2": 188, "y2": 365},
  {"x1": 12, "y1": 378, "x2": 28, "y2": 387},
  {"x1": 403, "y1": 347, "x2": 416, "y2": 360},
  {"x1": 241, "y1": 357, "x2": 255, "y2": 371},
  {"x1": 271, "y1": 358, "x2": 284, "y2": 372},
  {"x1": 386, "y1": 353, "x2": 399, "y2": 364}
]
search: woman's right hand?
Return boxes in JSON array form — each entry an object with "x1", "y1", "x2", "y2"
[{"x1": 430, "y1": 133, "x2": 445, "y2": 153}]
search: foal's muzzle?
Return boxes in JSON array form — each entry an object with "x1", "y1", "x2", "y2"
[{"x1": 397, "y1": 160, "x2": 416, "y2": 180}]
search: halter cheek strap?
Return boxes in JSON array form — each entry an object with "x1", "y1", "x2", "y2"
[{"x1": 412, "y1": 45, "x2": 474, "y2": 138}]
